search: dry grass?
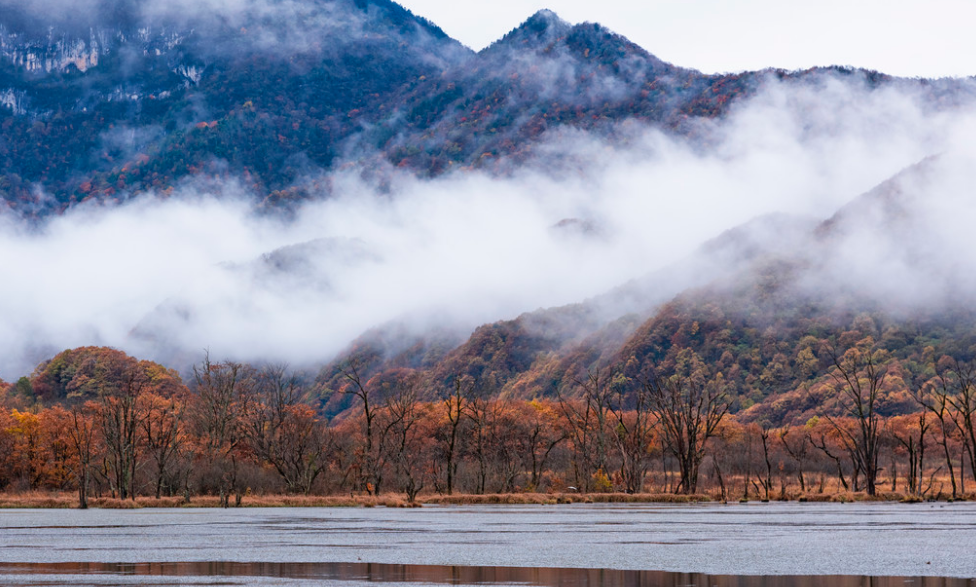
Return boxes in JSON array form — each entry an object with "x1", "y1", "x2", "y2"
[
  {"x1": 0, "y1": 489, "x2": 970, "y2": 509},
  {"x1": 0, "y1": 492, "x2": 77, "y2": 509},
  {"x1": 0, "y1": 492, "x2": 417, "y2": 509}
]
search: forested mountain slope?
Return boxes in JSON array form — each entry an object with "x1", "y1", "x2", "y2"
[
  {"x1": 315, "y1": 154, "x2": 976, "y2": 425},
  {"x1": 3, "y1": 0, "x2": 973, "y2": 216}
]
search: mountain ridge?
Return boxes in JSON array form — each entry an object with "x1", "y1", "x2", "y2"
[{"x1": 7, "y1": 0, "x2": 967, "y2": 216}]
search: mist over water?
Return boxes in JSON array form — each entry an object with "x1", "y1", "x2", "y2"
[{"x1": 2, "y1": 75, "x2": 975, "y2": 379}]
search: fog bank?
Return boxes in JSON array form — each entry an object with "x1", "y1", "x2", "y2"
[{"x1": 1, "y1": 75, "x2": 972, "y2": 378}]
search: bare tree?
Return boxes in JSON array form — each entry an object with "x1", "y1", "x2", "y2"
[
  {"x1": 821, "y1": 342, "x2": 888, "y2": 496},
  {"x1": 754, "y1": 423, "x2": 773, "y2": 500},
  {"x1": 384, "y1": 373, "x2": 428, "y2": 502},
  {"x1": 558, "y1": 365, "x2": 616, "y2": 492},
  {"x1": 811, "y1": 429, "x2": 849, "y2": 491},
  {"x1": 524, "y1": 401, "x2": 567, "y2": 491},
  {"x1": 892, "y1": 412, "x2": 930, "y2": 497},
  {"x1": 778, "y1": 426, "x2": 810, "y2": 492},
  {"x1": 333, "y1": 359, "x2": 385, "y2": 495},
  {"x1": 912, "y1": 358, "x2": 958, "y2": 497},
  {"x1": 612, "y1": 382, "x2": 655, "y2": 494},
  {"x1": 644, "y1": 374, "x2": 730, "y2": 494},
  {"x1": 273, "y1": 405, "x2": 333, "y2": 495},
  {"x1": 441, "y1": 375, "x2": 469, "y2": 495},
  {"x1": 466, "y1": 392, "x2": 498, "y2": 495},
  {"x1": 943, "y1": 359, "x2": 976, "y2": 490},
  {"x1": 575, "y1": 367, "x2": 616, "y2": 480}
]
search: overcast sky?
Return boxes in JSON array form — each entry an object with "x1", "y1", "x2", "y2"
[{"x1": 403, "y1": 0, "x2": 974, "y2": 78}]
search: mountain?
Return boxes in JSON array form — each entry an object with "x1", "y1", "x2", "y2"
[
  {"x1": 7, "y1": 2, "x2": 972, "y2": 217},
  {"x1": 313, "y1": 153, "x2": 976, "y2": 424},
  {"x1": 354, "y1": 9, "x2": 743, "y2": 174}
]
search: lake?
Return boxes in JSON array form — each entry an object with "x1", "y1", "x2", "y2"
[{"x1": 0, "y1": 502, "x2": 974, "y2": 586}]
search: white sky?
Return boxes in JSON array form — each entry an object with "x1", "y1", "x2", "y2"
[{"x1": 403, "y1": 0, "x2": 975, "y2": 78}]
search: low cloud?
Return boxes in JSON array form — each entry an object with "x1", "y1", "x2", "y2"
[
  {"x1": 0, "y1": 0, "x2": 456, "y2": 63},
  {"x1": 1, "y1": 73, "x2": 974, "y2": 378}
]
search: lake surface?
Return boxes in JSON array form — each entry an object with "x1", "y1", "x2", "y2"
[{"x1": 0, "y1": 502, "x2": 974, "y2": 586}]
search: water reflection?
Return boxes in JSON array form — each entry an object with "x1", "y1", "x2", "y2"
[{"x1": 0, "y1": 562, "x2": 973, "y2": 587}]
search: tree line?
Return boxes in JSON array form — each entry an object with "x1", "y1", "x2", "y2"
[{"x1": 2, "y1": 338, "x2": 976, "y2": 507}]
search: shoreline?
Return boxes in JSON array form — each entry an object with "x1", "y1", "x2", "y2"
[{"x1": 0, "y1": 490, "x2": 972, "y2": 509}]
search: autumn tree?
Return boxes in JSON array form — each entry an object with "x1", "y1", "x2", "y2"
[
  {"x1": 67, "y1": 404, "x2": 98, "y2": 508},
  {"x1": 140, "y1": 392, "x2": 187, "y2": 499},
  {"x1": 41, "y1": 405, "x2": 99, "y2": 508},
  {"x1": 39, "y1": 409, "x2": 74, "y2": 491},
  {"x1": 522, "y1": 399, "x2": 567, "y2": 492},
  {"x1": 24, "y1": 347, "x2": 185, "y2": 500},
  {"x1": 244, "y1": 365, "x2": 331, "y2": 495},
  {"x1": 7, "y1": 410, "x2": 44, "y2": 490},
  {"x1": 93, "y1": 354, "x2": 148, "y2": 500},
  {"x1": 0, "y1": 410, "x2": 15, "y2": 490},
  {"x1": 190, "y1": 352, "x2": 252, "y2": 506}
]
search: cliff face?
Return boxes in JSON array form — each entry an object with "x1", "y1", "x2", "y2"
[{"x1": 0, "y1": 0, "x2": 462, "y2": 113}]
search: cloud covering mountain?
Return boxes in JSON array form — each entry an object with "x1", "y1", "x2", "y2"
[{"x1": 2, "y1": 0, "x2": 976, "y2": 399}]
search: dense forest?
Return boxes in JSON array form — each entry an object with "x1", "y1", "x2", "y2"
[{"x1": 2, "y1": 328, "x2": 976, "y2": 507}]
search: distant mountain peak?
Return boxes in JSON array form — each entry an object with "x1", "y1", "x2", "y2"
[
  {"x1": 526, "y1": 9, "x2": 564, "y2": 27},
  {"x1": 493, "y1": 8, "x2": 572, "y2": 49}
]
